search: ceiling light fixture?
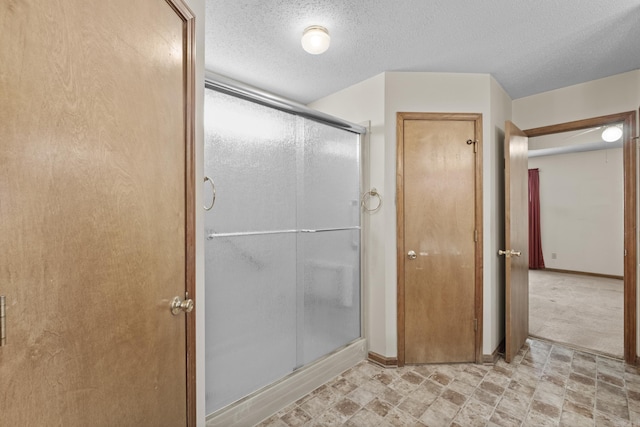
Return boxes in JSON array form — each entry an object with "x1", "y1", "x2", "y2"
[
  {"x1": 301, "y1": 26, "x2": 330, "y2": 55},
  {"x1": 602, "y1": 125, "x2": 623, "y2": 142}
]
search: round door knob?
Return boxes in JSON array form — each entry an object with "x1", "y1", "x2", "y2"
[
  {"x1": 171, "y1": 296, "x2": 194, "y2": 315},
  {"x1": 407, "y1": 250, "x2": 417, "y2": 260}
]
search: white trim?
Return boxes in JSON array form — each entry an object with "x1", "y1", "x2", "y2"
[{"x1": 205, "y1": 339, "x2": 367, "y2": 427}]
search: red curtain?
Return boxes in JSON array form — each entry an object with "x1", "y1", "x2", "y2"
[{"x1": 529, "y1": 168, "x2": 545, "y2": 269}]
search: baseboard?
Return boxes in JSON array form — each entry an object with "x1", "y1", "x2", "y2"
[
  {"x1": 542, "y1": 268, "x2": 623, "y2": 281},
  {"x1": 205, "y1": 338, "x2": 367, "y2": 427},
  {"x1": 482, "y1": 339, "x2": 505, "y2": 364},
  {"x1": 368, "y1": 351, "x2": 398, "y2": 367}
]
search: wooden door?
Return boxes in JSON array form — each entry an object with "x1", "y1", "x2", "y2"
[
  {"x1": 503, "y1": 121, "x2": 529, "y2": 363},
  {"x1": 0, "y1": 1, "x2": 195, "y2": 425},
  {"x1": 397, "y1": 113, "x2": 482, "y2": 365}
]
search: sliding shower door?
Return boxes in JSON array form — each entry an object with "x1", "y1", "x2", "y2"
[
  {"x1": 204, "y1": 91, "x2": 299, "y2": 413},
  {"x1": 297, "y1": 121, "x2": 361, "y2": 366},
  {"x1": 204, "y1": 89, "x2": 361, "y2": 415}
]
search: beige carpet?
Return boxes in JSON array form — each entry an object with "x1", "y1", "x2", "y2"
[{"x1": 529, "y1": 269, "x2": 623, "y2": 358}]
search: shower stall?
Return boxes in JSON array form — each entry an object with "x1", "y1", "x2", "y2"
[{"x1": 203, "y1": 78, "x2": 365, "y2": 417}]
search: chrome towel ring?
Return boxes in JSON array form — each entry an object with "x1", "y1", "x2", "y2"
[
  {"x1": 204, "y1": 176, "x2": 216, "y2": 211},
  {"x1": 361, "y1": 188, "x2": 382, "y2": 213}
]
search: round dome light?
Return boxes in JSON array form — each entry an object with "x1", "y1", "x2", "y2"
[
  {"x1": 602, "y1": 125, "x2": 623, "y2": 142},
  {"x1": 301, "y1": 26, "x2": 330, "y2": 55}
]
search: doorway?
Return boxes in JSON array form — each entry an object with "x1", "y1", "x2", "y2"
[
  {"x1": 396, "y1": 112, "x2": 483, "y2": 366},
  {"x1": 527, "y1": 124, "x2": 624, "y2": 358},
  {"x1": 504, "y1": 111, "x2": 637, "y2": 363}
]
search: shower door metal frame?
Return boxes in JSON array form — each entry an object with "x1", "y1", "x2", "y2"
[{"x1": 204, "y1": 72, "x2": 367, "y2": 135}]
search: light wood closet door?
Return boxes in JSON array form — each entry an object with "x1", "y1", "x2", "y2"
[
  {"x1": 0, "y1": 1, "x2": 195, "y2": 425},
  {"x1": 398, "y1": 114, "x2": 480, "y2": 364}
]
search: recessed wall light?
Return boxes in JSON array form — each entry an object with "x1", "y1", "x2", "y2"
[
  {"x1": 602, "y1": 125, "x2": 623, "y2": 142},
  {"x1": 301, "y1": 26, "x2": 330, "y2": 55}
]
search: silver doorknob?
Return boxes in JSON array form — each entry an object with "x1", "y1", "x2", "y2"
[
  {"x1": 498, "y1": 249, "x2": 521, "y2": 258},
  {"x1": 407, "y1": 250, "x2": 417, "y2": 260},
  {"x1": 171, "y1": 296, "x2": 194, "y2": 315}
]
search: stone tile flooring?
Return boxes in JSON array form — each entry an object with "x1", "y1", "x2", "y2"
[{"x1": 256, "y1": 339, "x2": 640, "y2": 426}]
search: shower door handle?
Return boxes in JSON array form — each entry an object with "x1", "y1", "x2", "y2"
[{"x1": 204, "y1": 176, "x2": 216, "y2": 211}]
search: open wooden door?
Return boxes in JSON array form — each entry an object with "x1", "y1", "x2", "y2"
[
  {"x1": 503, "y1": 121, "x2": 529, "y2": 363},
  {"x1": 0, "y1": 0, "x2": 195, "y2": 425}
]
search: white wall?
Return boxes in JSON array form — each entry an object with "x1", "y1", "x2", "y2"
[
  {"x1": 528, "y1": 149, "x2": 624, "y2": 276},
  {"x1": 512, "y1": 71, "x2": 640, "y2": 129},
  {"x1": 312, "y1": 72, "x2": 509, "y2": 357}
]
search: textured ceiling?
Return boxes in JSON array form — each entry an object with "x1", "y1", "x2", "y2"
[{"x1": 205, "y1": 0, "x2": 640, "y2": 105}]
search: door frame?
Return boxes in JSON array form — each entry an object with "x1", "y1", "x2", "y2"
[
  {"x1": 523, "y1": 111, "x2": 637, "y2": 364},
  {"x1": 167, "y1": 0, "x2": 197, "y2": 423},
  {"x1": 396, "y1": 112, "x2": 484, "y2": 366}
]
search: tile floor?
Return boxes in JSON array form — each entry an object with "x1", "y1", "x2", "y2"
[{"x1": 256, "y1": 339, "x2": 640, "y2": 426}]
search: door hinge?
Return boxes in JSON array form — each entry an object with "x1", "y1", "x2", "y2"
[
  {"x1": 473, "y1": 318, "x2": 478, "y2": 332},
  {"x1": 624, "y1": 249, "x2": 627, "y2": 256},
  {"x1": 1, "y1": 295, "x2": 6, "y2": 347},
  {"x1": 474, "y1": 229, "x2": 478, "y2": 242}
]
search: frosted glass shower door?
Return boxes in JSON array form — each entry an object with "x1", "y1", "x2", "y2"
[
  {"x1": 204, "y1": 88, "x2": 362, "y2": 417},
  {"x1": 297, "y1": 121, "x2": 361, "y2": 366},
  {"x1": 204, "y1": 90, "x2": 298, "y2": 414}
]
